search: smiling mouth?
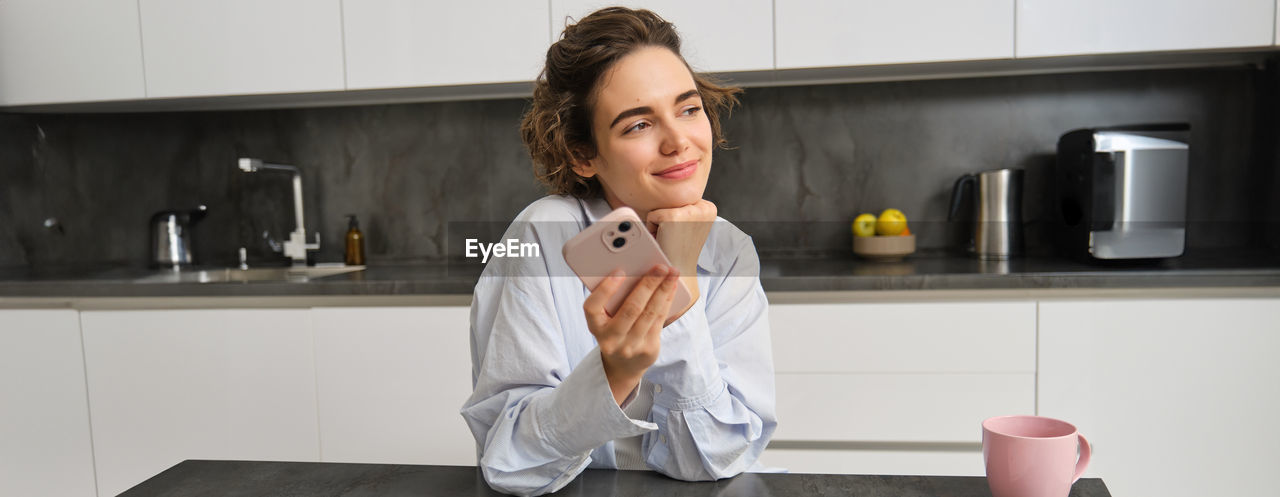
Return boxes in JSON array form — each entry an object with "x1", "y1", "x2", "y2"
[{"x1": 654, "y1": 160, "x2": 698, "y2": 180}]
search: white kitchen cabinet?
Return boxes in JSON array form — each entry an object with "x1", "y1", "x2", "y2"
[
  {"x1": 0, "y1": 0, "x2": 145, "y2": 106},
  {"x1": 0, "y1": 310, "x2": 98, "y2": 497},
  {"x1": 552, "y1": 1, "x2": 774, "y2": 73},
  {"x1": 1016, "y1": 0, "x2": 1275, "y2": 57},
  {"x1": 312, "y1": 306, "x2": 476, "y2": 465},
  {"x1": 1038, "y1": 298, "x2": 1280, "y2": 497},
  {"x1": 774, "y1": 373, "x2": 1033, "y2": 444},
  {"x1": 137, "y1": 0, "x2": 345, "y2": 98},
  {"x1": 775, "y1": 0, "x2": 1014, "y2": 70},
  {"x1": 343, "y1": 1, "x2": 550, "y2": 89},
  {"x1": 764, "y1": 302, "x2": 1036, "y2": 475},
  {"x1": 764, "y1": 447, "x2": 983, "y2": 477},
  {"x1": 770, "y1": 302, "x2": 1035, "y2": 374},
  {"x1": 80, "y1": 309, "x2": 320, "y2": 497}
]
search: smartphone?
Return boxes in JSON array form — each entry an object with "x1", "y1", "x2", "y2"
[{"x1": 562, "y1": 206, "x2": 693, "y2": 319}]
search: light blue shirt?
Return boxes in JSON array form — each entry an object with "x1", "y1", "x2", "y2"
[{"x1": 461, "y1": 195, "x2": 777, "y2": 496}]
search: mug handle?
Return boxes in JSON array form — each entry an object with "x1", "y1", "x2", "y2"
[{"x1": 1072, "y1": 433, "x2": 1092, "y2": 483}]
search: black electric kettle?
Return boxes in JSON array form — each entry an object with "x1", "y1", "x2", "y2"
[{"x1": 150, "y1": 205, "x2": 207, "y2": 268}]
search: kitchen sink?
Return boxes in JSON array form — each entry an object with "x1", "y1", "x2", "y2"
[{"x1": 133, "y1": 264, "x2": 365, "y2": 283}]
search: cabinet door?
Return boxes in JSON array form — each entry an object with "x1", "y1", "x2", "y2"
[
  {"x1": 765, "y1": 301, "x2": 1035, "y2": 475},
  {"x1": 763, "y1": 447, "x2": 983, "y2": 477},
  {"x1": 138, "y1": 0, "x2": 344, "y2": 98},
  {"x1": 0, "y1": 310, "x2": 97, "y2": 497},
  {"x1": 1016, "y1": 0, "x2": 1274, "y2": 57},
  {"x1": 344, "y1": 1, "x2": 550, "y2": 89},
  {"x1": 81, "y1": 309, "x2": 319, "y2": 497},
  {"x1": 312, "y1": 306, "x2": 475, "y2": 465},
  {"x1": 552, "y1": 1, "x2": 774, "y2": 73},
  {"x1": 775, "y1": 0, "x2": 1013, "y2": 70},
  {"x1": 1039, "y1": 299, "x2": 1280, "y2": 497},
  {"x1": 0, "y1": 0, "x2": 145, "y2": 106}
]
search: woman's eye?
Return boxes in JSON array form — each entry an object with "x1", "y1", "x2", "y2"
[
  {"x1": 682, "y1": 106, "x2": 702, "y2": 116},
  {"x1": 624, "y1": 121, "x2": 649, "y2": 134}
]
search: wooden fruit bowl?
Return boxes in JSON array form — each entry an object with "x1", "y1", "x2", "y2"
[{"x1": 853, "y1": 234, "x2": 916, "y2": 261}]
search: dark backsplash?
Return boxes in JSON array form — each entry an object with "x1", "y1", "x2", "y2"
[{"x1": 2, "y1": 61, "x2": 1277, "y2": 268}]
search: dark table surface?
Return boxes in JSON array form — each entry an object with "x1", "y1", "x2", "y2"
[{"x1": 117, "y1": 460, "x2": 1112, "y2": 497}]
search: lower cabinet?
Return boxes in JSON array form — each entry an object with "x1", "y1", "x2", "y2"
[
  {"x1": 0, "y1": 310, "x2": 98, "y2": 497},
  {"x1": 16, "y1": 295, "x2": 1277, "y2": 496},
  {"x1": 77, "y1": 305, "x2": 476, "y2": 497},
  {"x1": 312, "y1": 306, "x2": 475, "y2": 465},
  {"x1": 762, "y1": 301, "x2": 1038, "y2": 476},
  {"x1": 80, "y1": 309, "x2": 321, "y2": 497},
  {"x1": 1038, "y1": 298, "x2": 1280, "y2": 497}
]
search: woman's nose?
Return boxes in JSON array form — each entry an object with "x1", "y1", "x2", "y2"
[{"x1": 659, "y1": 123, "x2": 690, "y2": 155}]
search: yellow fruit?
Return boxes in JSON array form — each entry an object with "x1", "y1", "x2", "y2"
[
  {"x1": 852, "y1": 213, "x2": 877, "y2": 237},
  {"x1": 876, "y1": 208, "x2": 908, "y2": 236}
]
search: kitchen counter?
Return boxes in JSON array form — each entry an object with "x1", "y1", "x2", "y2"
[
  {"x1": 1, "y1": 248, "x2": 1278, "y2": 299},
  {"x1": 119, "y1": 460, "x2": 1114, "y2": 497}
]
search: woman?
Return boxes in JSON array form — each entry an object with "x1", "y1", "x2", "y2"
[{"x1": 461, "y1": 7, "x2": 776, "y2": 496}]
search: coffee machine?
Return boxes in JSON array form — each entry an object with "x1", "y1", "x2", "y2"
[{"x1": 1054, "y1": 124, "x2": 1189, "y2": 260}]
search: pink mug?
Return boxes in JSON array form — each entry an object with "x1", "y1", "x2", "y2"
[{"x1": 982, "y1": 415, "x2": 1091, "y2": 497}]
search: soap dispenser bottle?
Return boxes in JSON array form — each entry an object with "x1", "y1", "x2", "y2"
[{"x1": 344, "y1": 215, "x2": 365, "y2": 266}]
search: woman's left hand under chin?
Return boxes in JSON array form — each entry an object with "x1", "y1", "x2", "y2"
[{"x1": 646, "y1": 200, "x2": 716, "y2": 308}]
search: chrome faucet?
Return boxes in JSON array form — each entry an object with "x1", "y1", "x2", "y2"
[{"x1": 238, "y1": 158, "x2": 320, "y2": 265}]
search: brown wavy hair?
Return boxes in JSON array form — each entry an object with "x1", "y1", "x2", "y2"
[{"x1": 520, "y1": 7, "x2": 742, "y2": 199}]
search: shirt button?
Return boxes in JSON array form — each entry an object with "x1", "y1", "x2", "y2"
[
  {"x1": 654, "y1": 384, "x2": 662, "y2": 394},
  {"x1": 660, "y1": 435, "x2": 667, "y2": 445}
]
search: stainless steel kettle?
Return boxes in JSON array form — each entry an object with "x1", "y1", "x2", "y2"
[
  {"x1": 948, "y1": 169, "x2": 1024, "y2": 260},
  {"x1": 150, "y1": 205, "x2": 207, "y2": 267}
]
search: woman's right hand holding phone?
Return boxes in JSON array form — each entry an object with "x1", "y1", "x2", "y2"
[{"x1": 583, "y1": 264, "x2": 681, "y2": 405}]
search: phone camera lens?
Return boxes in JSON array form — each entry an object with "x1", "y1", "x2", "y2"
[
  {"x1": 618, "y1": 221, "x2": 631, "y2": 233},
  {"x1": 612, "y1": 237, "x2": 626, "y2": 248}
]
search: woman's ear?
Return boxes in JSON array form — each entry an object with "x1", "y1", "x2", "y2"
[{"x1": 570, "y1": 153, "x2": 598, "y2": 179}]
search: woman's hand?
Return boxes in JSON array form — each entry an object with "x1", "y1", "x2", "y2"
[
  {"x1": 645, "y1": 200, "x2": 716, "y2": 316},
  {"x1": 583, "y1": 265, "x2": 681, "y2": 405}
]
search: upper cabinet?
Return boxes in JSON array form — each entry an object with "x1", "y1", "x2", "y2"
[
  {"x1": 0, "y1": 0, "x2": 145, "y2": 106},
  {"x1": 343, "y1": 1, "x2": 550, "y2": 89},
  {"x1": 1016, "y1": 0, "x2": 1276, "y2": 57},
  {"x1": 775, "y1": 0, "x2": 1014, "y2": 70},
  {"x1": 551, "y1": 1, "x2": 774, "y2": 73},
  {"x1": 4, "y1": 0, "x2": 1279, "y2": 108},
  {"x1": 137, "y1": 0, "x2": 345, "y2": 98}
]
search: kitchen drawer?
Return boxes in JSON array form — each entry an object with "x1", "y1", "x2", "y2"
[
  {"x1": 313, "y1": 306, "x2": 476, "y2": 466},
  {"x1": 763, "y1": 447, "x2": 983, "y2": 476},
  {"x1": 81, "y1": 309, "x2": 320, "y2": 497},
  {"x1": 769, "y1": 302, "x2": 1036, "y2": 374},
  {"x1": 774, "y1": 373, "x2": 1034, "y2": 443}
]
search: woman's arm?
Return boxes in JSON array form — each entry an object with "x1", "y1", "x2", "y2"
[
  {"x1": 461, "y1": 228, "x2": 657, "y2": 496},
  {"x1": 638, "y1": 238, "x2": 778, "y2": 480}
]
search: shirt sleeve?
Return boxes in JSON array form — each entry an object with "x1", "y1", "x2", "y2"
[
  {"x1": 638, "y1": 238, "x2": 778, "y2": 481},
  {"x1": 460, "y1": 223, "x2": 657, "y2": 497}
]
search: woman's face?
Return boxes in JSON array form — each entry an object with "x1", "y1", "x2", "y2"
[{"x1": 574, "y1": 46, "x2": 713, "y2": 216}]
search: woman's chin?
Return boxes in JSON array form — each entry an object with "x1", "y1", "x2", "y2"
[{"x1": 656, "y1": 183, "x2": 706, "y2": 207}]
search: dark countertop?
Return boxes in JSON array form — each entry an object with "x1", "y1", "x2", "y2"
[
  {"x1": 118, "y1": 460, "x2": 1113, "y2": 497},
  {"x1": 2, "y1": 248, "x2": 1279, "y2": 298}
]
